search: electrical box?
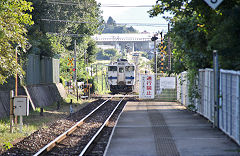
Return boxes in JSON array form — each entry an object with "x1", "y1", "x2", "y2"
[{"x1": 14, "y1": 96, "x2": 29, "y2": 116}]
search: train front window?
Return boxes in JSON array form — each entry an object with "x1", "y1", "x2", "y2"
[
  {"x1": 119, "y1": 67, "x2": 124, "y2": 73},
  {"x1": 108, "y1": 66, "x2": 117, "y2": 71},
  {"x1": 125, "y1": 66, "x2": 134, "y2": 71}
]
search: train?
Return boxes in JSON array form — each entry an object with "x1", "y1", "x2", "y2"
[{"x1": 107, "y1": 59, "x2": 135, "y2": 93}]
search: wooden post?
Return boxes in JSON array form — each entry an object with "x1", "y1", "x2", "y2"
[
  {"x1": 88, "y1": 84, "x2": 90, "y2": 99},
  {"x1": 77, "y1": 84, "x2": 79, "y2": 101},
  {"x1": 10, "y1": 90, "x2": 14, "y2": 133},
  {"x1": 96, "y1": 64, "x2": 98, "y2": 83},
  {"x1": 102, "y1": 73, "x2": 104, "y2": 91},
  {"x1": 19, "y1": 116, "x2": 23, "y2": 133}
]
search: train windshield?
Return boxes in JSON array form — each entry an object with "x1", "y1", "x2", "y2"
[
  {"x1": 108, "y1": 66, "x2": 117, "y2": 71},
  {"x1": 125, "y1": 66, "x2": 134, "y2": 72}
]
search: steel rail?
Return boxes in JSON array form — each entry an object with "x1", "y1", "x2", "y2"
[
  {"x1": 34, "y1": 98, "x2": 111, "y2": 156},
  {"x1": 79, "y1": 96, "x2": 125, "y2": 156}
]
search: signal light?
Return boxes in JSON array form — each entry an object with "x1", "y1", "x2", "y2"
[
  {"x1": 151, "y1": 36, "x2": 158, "y2": 41},
  {"x1": 73, "y1": 68, "x2": 75, "y2": 71}
]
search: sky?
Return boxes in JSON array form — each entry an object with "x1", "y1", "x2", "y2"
[{"x1": 95, "y1": 0, "x2": 169, "y2": 34}]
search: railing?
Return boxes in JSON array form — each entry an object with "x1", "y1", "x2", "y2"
[{"x1": 177, "y1": 69, "x2": 240, "y2": 145}]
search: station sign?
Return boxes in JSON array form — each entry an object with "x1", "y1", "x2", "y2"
[
  {"x1": 203, "y1": 0, "x2": 224, "y2": 9},
  {"x1": 139, "y1": 75, "x2": 155, "y2": 99}
]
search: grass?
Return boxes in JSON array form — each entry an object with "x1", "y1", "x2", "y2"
[
  {"x1": 155, "y1": 89, "x2": 177, "y2": 102},
  {"x1": 0, "y1": 94, "x2": 93, "y2": 154}
]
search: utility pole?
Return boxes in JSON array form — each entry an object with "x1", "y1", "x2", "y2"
[
  {"x1": 151, "y1": 34, "x2": 158, "y2": 95},
  {"x1": 73, "y1": 40, "x2": 77, "y2": 91},
  {"x1": 168, "y1": 23, "x2": 172, "y2": 71},
  {"x1": 14, "y1": 45, "x2": 21, "y2": 125}
]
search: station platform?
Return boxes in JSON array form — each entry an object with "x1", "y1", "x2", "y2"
[{"x1": 105, "y1": 101, "x2": 240, "y2": 156}]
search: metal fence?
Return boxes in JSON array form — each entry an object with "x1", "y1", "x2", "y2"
[
  {"x1": 156, "y1": 74, "x2": 177, "y2": 101},
  {"x1": 177, "y1": 69, "x2": 240, "y2": 145},
  {"x1": 27, "y1": 54, "x2": 59, "y2": 85}
]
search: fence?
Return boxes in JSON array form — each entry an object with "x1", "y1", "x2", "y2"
[
  {"x1": 177, "y1": 68, "x2": 240, "y2": 145},
  {"x1": 156, "y1": 74, "x2": 177, "y2": 101},
  {"x1": 27, "y1": 54, "x2": 59, "y2": 85}
]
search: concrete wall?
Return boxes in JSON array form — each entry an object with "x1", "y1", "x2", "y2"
[
  {"x1": 0, "y1": 83, "x2": 66, "y2": 119},
  {"x1": 27, "y1": 54, "x2": 60, "y2": 85}
]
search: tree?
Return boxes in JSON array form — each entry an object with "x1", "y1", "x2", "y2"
[
  {"x1": 0, "y1": 0, "x2": 34, "y2": 84},
  {"x1": 107, "y1": 16, "x2": 116, "y2": 26},
  {"x1": 26, "y1": 0, "x2": 103, "y2": 83},
  {"x1": 149, "y1": 0, "x2": 240, "y2": 103},
  {"x1": 149, "y1": 0, "x2": 240, "y2": 72},
  {"x1": 103, "y1": 16, "x2": 138, "y2": 33}
]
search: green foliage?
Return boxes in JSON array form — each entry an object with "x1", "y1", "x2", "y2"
[
  {"x1": 26, "y1": 0, "x2": 103, "y2": 84},
  {"x1": 3, "y1": 142, "x2": 13, "y2": 150},
  {"x1": 0, "y1": 0, "x2": 34, "y2": 84},
  {"x1": 96, "y1": 48, "x2": 118, "y2": 60},
  {"x1": 187, "y1": 69, "x2": 200, "y2": 105},
  {"x1": 103, "y1": 16, "x2": 138, "y2": 33},
  {"x1": 187, "y1": 104, "x2": 197, "y2": 112},
  {"x1": 149, "y1": 0, "x2": 240, "y2": 103},
  {"x1": 149, "y1": 0, "x2": 240, "y2": 72},
  {"x1": 93, "y1": 68, "x2": 109, "y2": 94}
]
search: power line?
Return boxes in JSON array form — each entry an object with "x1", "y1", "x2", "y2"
[
  {"x1": 41, "y1": 19, "x2": 166, "y2": 27},
  {"x1": 117, "y1": 23, "x2": 168, "y2": 26},
  {"x1": 47, "y1": 1, "x2": 154, "y2": 7},
  {"x1": 47, "y1": 1, "x2": 79, "y2": 6},
  {"x1": 101, "y1": 5, "x2": 154, "y2": 7}
]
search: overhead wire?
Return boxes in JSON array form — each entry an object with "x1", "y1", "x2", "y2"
[
  {"x1": 44, "y1": 1, "x2": 163, "y2": 34},
  {"x1": 47, "y1": 1, "x2": 154, "y2": 7},
  {"x1": 40, "y1": 19, "x2": 167, "y2": 27}
]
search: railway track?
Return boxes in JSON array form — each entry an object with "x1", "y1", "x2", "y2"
[{"x1": 33, "y1": 97, "x2": 125, "y2": 156}]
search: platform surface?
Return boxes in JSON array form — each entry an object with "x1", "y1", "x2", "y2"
[{"x1": 105, "y1": 101, "x2": 240, "y2": 156}]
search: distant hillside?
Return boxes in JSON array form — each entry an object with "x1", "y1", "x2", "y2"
[{"x1": 102, "y1": 16, "x2": 138, "y2": 34}]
